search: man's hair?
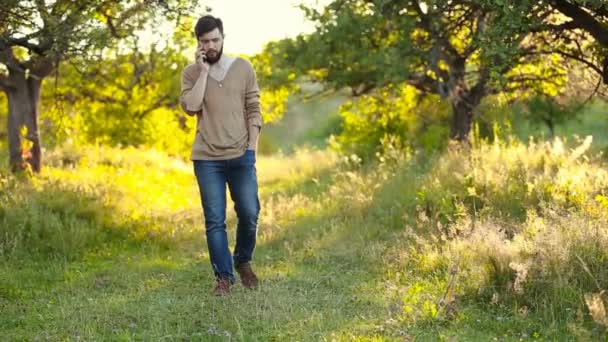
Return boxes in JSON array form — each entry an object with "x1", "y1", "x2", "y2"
[{"x1": 194, "y1": 15, "x2": 224, "y2": 38}]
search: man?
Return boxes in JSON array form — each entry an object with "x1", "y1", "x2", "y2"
[{"x1": 180, "y1": 15, "x2": 262, "y2": 296}]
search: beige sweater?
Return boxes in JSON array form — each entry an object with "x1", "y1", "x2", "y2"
[{"x1": 180, "y1": 57, "x2": 262, "y2": 160}]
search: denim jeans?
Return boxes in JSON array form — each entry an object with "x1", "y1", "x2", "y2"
[{"x1": 193, "y1": 150, "x2": 260, "y2": 284}]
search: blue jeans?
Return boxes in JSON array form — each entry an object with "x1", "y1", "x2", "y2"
[{"x1": 193, "y1": 150, "x2": 260, "y2": 284}]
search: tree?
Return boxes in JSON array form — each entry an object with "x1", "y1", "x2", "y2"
[
  {"x1": 539, "y1": 0, "x2": 607, "y2": 84},
  {"x1": 0, "y1": 0, "x2": 192, "y2": 172},
  {"x1": 249, "y1": 39, "x2": 302, "y2": 124},
  {"x1": 47, "y1": 37, "x2": 187, "y2": 143},
  {"x1": 279, "y1": 0, "x2": 578, "y2": 141},
  {"x1": 483, "y1": 0, "x2": 607, "y2": 87}
]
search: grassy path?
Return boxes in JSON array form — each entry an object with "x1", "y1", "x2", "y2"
[
  {"x1": 0, "y1": 148, "x2": 396, "y2": 340},
  {"x1": 1, "y1": 145, "x2": 602, "y2": 340}
]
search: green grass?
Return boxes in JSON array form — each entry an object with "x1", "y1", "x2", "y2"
[
  {"x1": 2, "y1": 136, "x2": 608, "y2": 339},
  {"x1": 260, "y1": 83, "x2": 348, "y2": 154},
  {"x1": 510, "y1": 100, "x2": 608, "y2": 153}
]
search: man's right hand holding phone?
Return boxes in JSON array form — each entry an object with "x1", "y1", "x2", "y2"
[{"x1": 195, "y1": 46, "x2": 210, "y2": 73}]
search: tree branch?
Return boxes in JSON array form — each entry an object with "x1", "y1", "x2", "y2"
[
  {"x1": 26, "y1": 56, "x2": 55, "y2": 79},
  {"x1": 507, "y1": 75, "x2": 564, "y2": 84},
  {"x1": 125, "y1": 42, "x2": 146, "y2": 91},
  {"x1": 0, "y1": 74, "x2": 13, "y2": 91},
  {"x1": 469, "y1": 66, "x2": 490, "y2": 104},
  {"x1": 406, "y1": 73, "x2": 438, "y2": 94},
  {"x1": 444, "y1": 6, "x2": 475, "y2": 33},
  {"x1": 411, "y1": 0, "x2": 462, "y2": 59},
  {"x1": 63, "y1": 87, "x2": 128, "y2": 107},
  {"x1": 463, "y1": 13, "x2": 487, "y2": 57},
  {"x1": 351, "y1": 82, "x2": 375, "y2": 96},
  {"x1": 543, "y1": 49, "x2": 604, "y2": 76},
  {"x1": 6, "y1": 36, "x2": 47, "y2": 55},
  {"x1": 98, "y1": 2, "x2": 146, "y2": 39},
  {"x1": 34, "y1": 0, "x2": 49, "y2": 19},
  {"x1": 551, "y1": 0, "x2": 608, "y2": 47},
  {"x1": 135, "y1": 93, "x2": 172, "y2": 119},
  {"x1": 595, "y1": 4, "x2": 608, "y2": 17},
  {"x1": 0, "y1": 39, "x2": 25, "y2": 73},
  {"x1": 547, "y1": 20, "x2": 580, "y2": 31}
]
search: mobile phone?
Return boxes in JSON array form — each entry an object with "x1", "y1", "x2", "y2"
[{"x1": 197, "y1": 45, "x2": 206, "y2": 63}]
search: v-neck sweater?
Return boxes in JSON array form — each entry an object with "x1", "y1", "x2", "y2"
[{"x1": 180, "y1": 57, "x2": 262, "y2": 160}]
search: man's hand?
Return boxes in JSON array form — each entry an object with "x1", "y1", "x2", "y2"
[
  {"x1": 247, "y1": 126, "x2": 260, "y2": 151},
  {"x1": 181, "y1": 46, "x2": 210, "y2": 114},
  {"x1": 195, "y1": 46, "x2": 210, "y2": 73}
]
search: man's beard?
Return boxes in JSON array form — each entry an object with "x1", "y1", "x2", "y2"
[{"x1": 206, "y1": 46, "x2": 223, "y2": 64}]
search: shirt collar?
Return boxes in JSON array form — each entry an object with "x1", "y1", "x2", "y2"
[
  {"x1": 213, "y1": 54, "x2": 234, "y2": 71},
  {"x1": 209, "y1": 53, "x2": 236, "y2": 82}
]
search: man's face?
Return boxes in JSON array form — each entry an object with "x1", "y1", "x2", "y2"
[{"x1": 197, "y1": 28, "x2": 224, "y2": 64}]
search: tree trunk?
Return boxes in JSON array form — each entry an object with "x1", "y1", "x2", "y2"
[
  {"x1": 543, "y1": 116, "x2": 555, "y2": 137},
  {"x1": 447, "y1": 73, "x2": 486, "y2": 143},
  {"x1": 6, "y1": 73, "x2": 43, "y2": 173},
  {"x1": 450, "y1": 99, "x2": 474, "y2": 142},
  {"x1": 447, "y1": 76, "x2": 477, "y2": 142}
]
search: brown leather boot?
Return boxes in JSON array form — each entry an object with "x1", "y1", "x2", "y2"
[
  {"x1": 235, "y1": 263, "x2": 259, "y2": 289},
  {"x1": 212, "y1": 278, "x2": 231, "y2": 296}
]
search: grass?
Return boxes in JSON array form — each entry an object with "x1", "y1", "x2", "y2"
[
  {"x1": 510, "y1": 99, "x2": 608, "y2": 153},
  {"x1": 2, "y1": 135, "x2": 608, "y2": 339},
  {"x1": 260, "y1": 83, "x2": 348, "y2": 154}
]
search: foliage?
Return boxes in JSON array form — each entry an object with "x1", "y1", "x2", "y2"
[
  {"x1": 0, "y1": 0, "x2": 196, "y2": 171},
  {"x1": 331, "y1": 84, "x2": 450, "y2": 159},
  {"x1": 0, "y1": 91, "x2": 6, "y2": 140},
  {"x1": 405, "y1": 135, "x2": 608, "y2": 339},
  {"x1": 520, "y1": 95, "x2": 581, "y2": 136},
  {"x1": 39, "y1": 35, "x2": 195, "y2": 157},
  {"x1": 265, "y1": 0, "x2": 606, "y2": 142},
  {"x1": 250, "y1": 39, "x2": 301, "y2": 124},
  {"x1": 259, "y1": 85, "x2": 292, "y2": 124},
  {"x1": 0, "y1": 0, "x2": 192, "y2": 63},
  {"x1": 33, "y1": 20, "x2": 291, "y2": 158},
  {"x1": 476, "y1": 0, "x2": 608, "y2": 84}
]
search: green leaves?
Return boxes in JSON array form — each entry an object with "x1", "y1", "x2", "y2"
[
  {"x1": 333, "y1": 84, "x2": 450, "y2": 158},
  {"x1": 262, "y1": 0, "x2": 603, "y2": 142}
]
